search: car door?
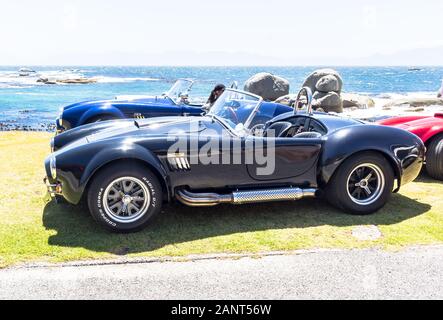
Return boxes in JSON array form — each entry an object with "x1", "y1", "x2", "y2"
[{"x1": 245, "y1": 136, "x2": 322, "y2": 182}]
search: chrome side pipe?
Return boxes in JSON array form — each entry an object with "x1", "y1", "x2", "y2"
[{"x1": 176, "y1": 187, "x2": 318, "y2": 207}]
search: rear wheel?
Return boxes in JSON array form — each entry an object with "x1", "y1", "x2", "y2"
[
  {"x1": 425, "y1": 135, "x2": 443, "y2": 181},
  {"x1": 326, "y1": 152, "x2": 394, "y2": 215},
  {"x1": 87, "y1": 163, "x2": 163, "y2": 233}
]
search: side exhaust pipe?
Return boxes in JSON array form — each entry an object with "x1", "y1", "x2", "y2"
[{"x1": 176, "y1": 187, "x2": 318, "y2": 207}]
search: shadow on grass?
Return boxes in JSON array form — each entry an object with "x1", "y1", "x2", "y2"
[
  {"x1": 42, "y1": 193, "x2": 431, "y2": 255},
  {"x1": 414, "y1": 171, "x2": 443, "y2": 184}
]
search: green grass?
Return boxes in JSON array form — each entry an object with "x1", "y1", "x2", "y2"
[{"x1": 1, "y1": 131, "x2": 443, "y2": 268}]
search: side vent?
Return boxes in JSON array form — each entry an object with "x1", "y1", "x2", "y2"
[{"x1": 167, "y1": 153, "x2": 191, "y2": 171}]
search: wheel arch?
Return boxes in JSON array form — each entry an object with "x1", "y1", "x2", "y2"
[
  {"x1": 78, "y1": 106, "x2": 125, "y2": 126},
  {"x1": 320, "y1": 149, "x2": 401, "y2": 191},
  {"x1": 424, "y1": 131, "x2": 443, "y2": 148},
  {"x1": 79, "y1": 147, "x2": 171, "y2": 204}
]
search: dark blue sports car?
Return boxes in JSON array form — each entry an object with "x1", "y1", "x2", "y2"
[{"x1": 56, "y1": 79, "x2": 206, "y2": 133}]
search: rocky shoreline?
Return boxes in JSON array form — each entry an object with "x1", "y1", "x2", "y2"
[{"x1": 0, "y1": 121, "x2": 55, "y2": 132}]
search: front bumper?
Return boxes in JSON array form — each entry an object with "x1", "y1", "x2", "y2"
[
  {"x1": 43, "y1": 177, "x2": 63, "y2": 199},
  {"x1": 56, "y1": 117, "x2": 71, "y2": 134}
]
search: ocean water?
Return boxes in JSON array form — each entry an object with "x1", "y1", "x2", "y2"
[{"x1": 0, "y1": 66, "x2": 442, "y2": 130}]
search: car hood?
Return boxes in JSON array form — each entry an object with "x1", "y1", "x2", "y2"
[
  {"x1": 87, "y1": 116, "x2": 207, "y2": 143},
  {"x1": 62, "y1": 95, "x2": 171, "y2": 111},
  {"x1": 54, "y1": 116, "x2": 209, "y2": 151}
]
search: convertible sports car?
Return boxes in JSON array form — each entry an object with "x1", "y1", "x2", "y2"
[
  {"x1": 378, "y1": 113, "x2": 443, "y2": 180},
  {"x1": 55, "y1": 79, "x2": 208, "y2": 133},
  {"x1": 44, "y1": 88, "x2": 425, "y2": 233}
]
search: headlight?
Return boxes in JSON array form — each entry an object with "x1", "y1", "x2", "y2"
[
  {"x1": 49, "y1": 156, "x2": 57, "y2": 179},
  {"x1": 50, "y1": 137, "x2": 55, "y2": 153}
]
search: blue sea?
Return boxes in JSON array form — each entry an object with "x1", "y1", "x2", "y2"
[{"x1": 1, "y1": 66, "x2": 442, "y2": 130}]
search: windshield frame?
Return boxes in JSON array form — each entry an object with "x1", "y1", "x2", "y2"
[
  {"x1": 164, "y1": 79, "x2": 194, "y2": 104},
  {"x1": 207, "y1": 89, "x2": 263, "y2": 134}
]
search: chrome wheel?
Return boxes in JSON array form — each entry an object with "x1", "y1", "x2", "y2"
[
  {"x1": 103, "y1": 177, "x2": 150, "y2": 223},
  {"x1": 346, "y1": 163, "x2": 385, "y2": 206}
]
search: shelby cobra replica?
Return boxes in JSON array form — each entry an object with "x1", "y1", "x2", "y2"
[
  {"x1": 55, "y1": 79, "x2": 211, "y2": 133},
  {"x1": 378, "y1": 113, "x2": 443, "y2": 180},
  {"x1": 45, "y1": 88, "x2": 425, "y2": 233}
]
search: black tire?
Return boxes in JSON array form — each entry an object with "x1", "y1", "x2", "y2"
[
  {"x1": 87, "y1": 162, "x2": 163, "y2": 233},
  {"x1": 425, "y1": 135, "x2": 443, "y2": 181},
  {"x1": 326, "y1": 152, "x2": 394, "y2": 215}
]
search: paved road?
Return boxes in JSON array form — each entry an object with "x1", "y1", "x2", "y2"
[{"x1": 1, "y1": 246, "x2": 442, "y2": 299}]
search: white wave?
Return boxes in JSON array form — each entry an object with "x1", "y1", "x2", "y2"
[
  {"x1": 94, "y1": 76, "x2": 161, "y2": 83},
  {"x1": 13, "y1": 92, "x2": 61, "y2": 96},
  {"x1": 374, "y1": 91, "x2": 436, "y2": 100}
]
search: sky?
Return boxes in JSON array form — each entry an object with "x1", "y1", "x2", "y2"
[{"x1": 1, "y1": 0, "x2": 443, "y2": 66}]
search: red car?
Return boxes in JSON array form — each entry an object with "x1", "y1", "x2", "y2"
[{"x1": 378, "y1": 113, "x2": 443, "y2": 180}]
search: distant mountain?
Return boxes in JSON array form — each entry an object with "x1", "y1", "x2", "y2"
[
  {"x1": 3, "y1": 46, "x2": 443, "y2": 66},
  {"x1": 346, "y1": 46, "x2": 443, "y2": 66}
]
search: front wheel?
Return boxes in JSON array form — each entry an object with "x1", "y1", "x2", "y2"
[
  {"x1": 425, "y1": 135, "x2": 443, "y2": 181},
  {"x1": 87, "y1": 163, "x2": 163, "y2": 233},
  {"x1": 326, "y1": 152, "x2": 394, "y2": 215}
]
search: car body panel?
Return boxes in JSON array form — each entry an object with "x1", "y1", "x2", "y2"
[
  {"x1": 378, "y1": 113, "x2": 443, "y2": 144},
  {"x1": 59, "y1": 96, "x2": 205, "y2": 131},
  {"x1": 56, "y1": 80, "x2": 205, "y2": 132}
]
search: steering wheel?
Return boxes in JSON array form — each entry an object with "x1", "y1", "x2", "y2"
[
  {"x1": 250, "y1": 123, "x2": 265, "y2": 136},
  {"x1": 279, "y1": 125, "x2": 305, "y2": 137}
]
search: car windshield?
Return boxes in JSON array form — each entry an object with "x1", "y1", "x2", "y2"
[
  {"x1": 207, "y1": 89, "x2": 263, "y2": 134},
  {"x1": 165, "y1": 79, "x2": 194, "y2": 103}
]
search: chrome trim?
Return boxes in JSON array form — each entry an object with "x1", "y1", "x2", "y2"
[
  {"x1": 49, "y1": 156, "x2": 57, "y2": 179},
  {"x1": 176, "y1": 190, "x2": 233, "y2": 207},
  {"x1": 44, "y1": 177, "x2": 62, "y2": 197},
  {"x1": 346, "y1": 163, "x2": 385, "y2": 206},
  {"x1": 103, "y1": 177, "x2": 151, "y2": 224},
  {"x1": 294, "y1": 87, "x2": 313, "y2": 115},
  {"x1": 176, "y1": 187, "x2": 318, "y2": 207},
  {"x1": 167, "y1": 153, "x2": 191, "y2": 171}
]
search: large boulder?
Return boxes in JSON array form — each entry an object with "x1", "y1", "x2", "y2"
[
  {"x1": 312, "y1": 91, "x2": 343, "y2": 113},
  {"x1": 302, "y1": 69, "x2": 343, "y2": 94},
  {"x1": 244, "y1": 72, "x2": 290, "y2": 101},
  {"x1": 300, "y1": 68, "x2": 344, "y2": 113},
  {"x1": 316, "y1": 75, "x2": 340, "y2": 93}
]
